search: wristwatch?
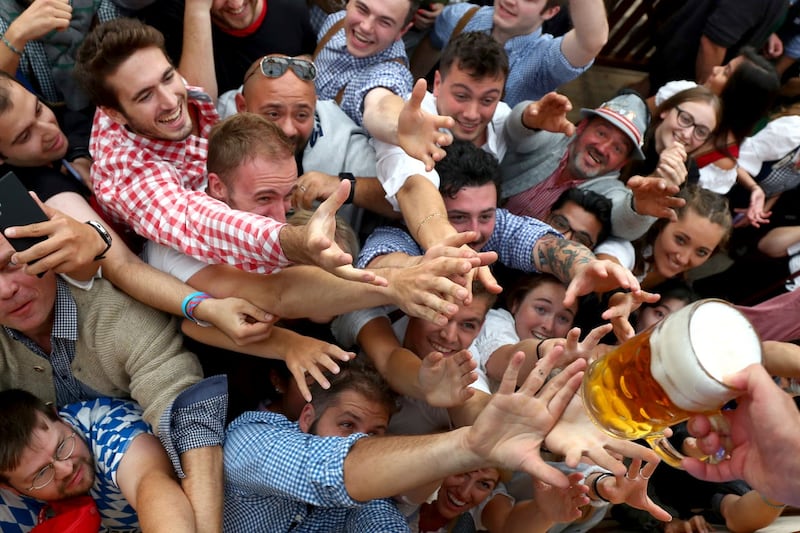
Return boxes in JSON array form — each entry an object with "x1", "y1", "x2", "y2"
[
  {"x1": 339, "y1": 172, "x2": 356, "y2": 204},
  {"x1": 85, "y1": 220, "x2": 112, "y2": 260}
]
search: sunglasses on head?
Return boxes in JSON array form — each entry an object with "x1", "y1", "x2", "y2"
[{"x1": 245, "y1": 56, "x2": 317, "y2": 83}]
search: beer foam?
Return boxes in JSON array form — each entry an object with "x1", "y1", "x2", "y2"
[
  {"x1": 650, "y1": 300, "x2": 762, "y2": 411},
  {"x1": 690, "y1": 301, "x2": 762, "y2": 380}
]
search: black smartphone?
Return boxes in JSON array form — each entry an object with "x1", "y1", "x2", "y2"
[{"x1": 0, "y1": 171, "x2": 48, "y2": 255}]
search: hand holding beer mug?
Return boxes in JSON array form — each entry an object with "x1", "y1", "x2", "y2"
[{"x1": 582, "y1": 299, "x2": 762, "y2": 468}]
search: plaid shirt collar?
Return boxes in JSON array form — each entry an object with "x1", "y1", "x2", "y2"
[{"x1": 5, "y1": 276, "x2": 78, "y2": 346}]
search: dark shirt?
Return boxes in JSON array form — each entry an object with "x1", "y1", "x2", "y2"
[
  {"x1": 139, "y1": 0, "x2": 316, "y2": 93},
  {"x1": 1, "y1": 163, "x2": 89, "y2": 202}
]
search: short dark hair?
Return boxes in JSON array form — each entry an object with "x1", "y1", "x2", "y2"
[
  {"x1": 75, "y1": 17, "x2": 168, "y2": 109},
  {"x1": 207, "y1": 112, "x2": 294, "y2": 186},
  {"x1": 0, "y1": 389, "x2": 59, "y2": 483},
  {"x1": 551, "y1": 188, "x2": 613, "y2": 244},
  {"x1": 0, "y1": 71, "x2": 20, "y2": 116},
  {"x1": 437, "y1": 139, "x2": 501, "y2": 200},
  {"x1": 439, "y1": 32, "x2": 508, "y2": 83},
  {"x1": 308, "y1": 358, "x2": 399, "y2": 426}
]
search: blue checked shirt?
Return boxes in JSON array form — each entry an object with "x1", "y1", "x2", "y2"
[
  {"x1": 0, "y1": 398, "x2": 149, "y2": 533},
  {"x1": 314, "y1": 11, "x2": 413, "y2": 126},
  {"x1": 223, "y1": 411, "x2": 408, "y2": 532},
  {"x1": 356, "y1": 208, "x2": 562, "y2": 269},
  {"x1": 431, "y1": 4, "x2": 591, "y2": 106}
]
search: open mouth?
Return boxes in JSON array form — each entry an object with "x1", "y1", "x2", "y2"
[
  {"x1": 158, "y1": 105, "x2": 183, "y2": 125},
  {"x1": 430, "y1": 341, "x2": 457, "y2": 355},
  {"x1": 531, "y1": 330, "x2": 550, "y2": 341},
  {"x1": 447, "y1": 491, "x2": 467, "y2": 509}
]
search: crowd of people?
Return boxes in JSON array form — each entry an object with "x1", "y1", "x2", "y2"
[{"x1": 0, "y1": 0, "x2": 799, "y2": 532}]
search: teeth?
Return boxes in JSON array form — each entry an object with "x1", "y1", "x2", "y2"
[
  {"x1": 430, "y1": 341, "x2": 453, "y2": 353},
  {"x1": 159, "y1": 107, "x2": 181, "y2": 124},
  {"x1": 448, "y1": 493, "x2": 466, "y2": 507}
]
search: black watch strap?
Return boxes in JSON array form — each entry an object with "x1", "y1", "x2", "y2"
[
  {"x1": 339, "y1": 172, "x2": 356, "y2": 204},
  {"x1": 85, "y1": 220, "x2": 112, "y2": 260}
]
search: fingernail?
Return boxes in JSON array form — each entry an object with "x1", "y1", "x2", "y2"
[{"x1": 4, "y1": 227, "x2": 16, "y2": 237}]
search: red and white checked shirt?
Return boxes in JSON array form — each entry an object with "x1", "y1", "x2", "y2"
[
  {"x1": 90, "y1": 87, "x2": 290, "y2": 274},
  {"x1": 503, "y1": 151, "x2": 581, "y2": 220}
]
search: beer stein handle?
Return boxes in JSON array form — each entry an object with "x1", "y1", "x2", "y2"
[
  {"x1": 644, "y1": 434, "x2": 685, "y2": 468},
  {"x1": 646, "y1": 413, "x2": 730, "y2": 469}
]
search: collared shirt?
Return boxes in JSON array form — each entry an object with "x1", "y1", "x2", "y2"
[
  {"x1": 90, "y1": 86, "x2": 290, "y2": 274},
  {"x1": 431, "y1": 4, "x2": 591, "y2": 106},
  {"x1": 223, "y1": 411, "x2": 407, "y2": 532},
  {"x1": 503, "y1": 151, "x2": 582, "y2": 220},
  {"x1": 0, "y1": 398, "x2": 149, "y2": 533},
  {"x1": 356, "y1": 208, "x2": 561, "y2": 270},
  {"x1": 4, "y1": 277, "x2": 100, "y2": 406},
  {"x1": 373, "y1": 91, "x2": 511, "y2": 210},
  {"x1": 314, "y1": 11, "x2": 413, "y2": 126}
]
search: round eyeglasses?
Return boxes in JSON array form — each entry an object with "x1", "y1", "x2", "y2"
[
  {"x1": 674, "y1": 106, "x2": 712, "y2": 142},
  {"x1": 27, "y1": 431, "x2": 77, "y2": 491}
]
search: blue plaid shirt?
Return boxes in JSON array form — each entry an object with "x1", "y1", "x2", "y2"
[
  {"x1": 356, "y1": 208, "x2": 562, "y2": 269},
  {"x1": 223, "y1": 411, "x2": 408, "y2": 532},
  {"x1": 314, "y1": 11, "x2": 413, "y2": 126},
  {"x1": 431, "y1": 4, "x2": 591, "y2": 106}
]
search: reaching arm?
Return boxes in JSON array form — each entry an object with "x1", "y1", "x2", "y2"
[
  {"x1": 178, "y1": 0, "x2": 217, "y2": 101},
  {"x1": 117, "y1": 433, "x2": 197, "y2": 533},
  {"x1": 696, "y1": 35, "x2": 727, "y2": 84},
  {"x1": 363, "y1": 80, "x2": 454, "y2": 171},
  {"x1": 531, "y1": 234, "x2": 640, "y2": 306},
  {"x1": 560, "y1": 0, "x2": 608, "y2": 68}
]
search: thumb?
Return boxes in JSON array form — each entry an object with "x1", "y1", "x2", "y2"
[{"x1": 409, "y1": 78, "x2": 428, "y2": 110}]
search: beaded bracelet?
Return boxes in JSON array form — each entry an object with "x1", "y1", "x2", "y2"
[
  {"x1": 592, "y1": 472, "x2": 613, "y2": 503},
  {"x1": 1, "y1": 35, "x2": 22, "y2": 56},
  {"x1": 416, "y1": 212, "x2": 444, "y2": 237},
  {"x1": 182, "y1": 291, "x2": 212, "y2": 325}
]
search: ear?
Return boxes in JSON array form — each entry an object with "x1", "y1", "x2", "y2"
[
  {"x1": 298, "y1": 404, "x2": 316, "y2": 433},
  {"x1": 100, "y1": 105, "x2": 128, "y2": 128},
  {"x1": 397, "y1": 20, "x2": 414, "y2": 40},
  {"x1": 432, "y1": 70, "x2": 442, "y2": 98},
  {"x1": 206, "y1": 172, "x2": 228, "y2": 202},
  {"x1": 540, "y1": 5, "x2": 560, "y2": 21},
  {"x1": 235, "y1": 91, "x2": 247, "y2": 113}
]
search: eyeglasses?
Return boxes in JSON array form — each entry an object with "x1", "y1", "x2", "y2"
[
  {"x1": 27, "y1": 431, "x2": 77, "y2": 491},
  {"x1": 244, "y1": 56, "x2": 317, "y2": 83},
  {"x1": 548, "y1": 214, "x2": 596, "y2": 249},
  {"x1": 674, "y1": 106, "x2": 712, "y2": 142}
]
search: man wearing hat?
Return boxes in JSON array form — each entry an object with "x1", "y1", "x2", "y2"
[{"x1": 500, "y1": 92, "x2": 684, "y2": 241}]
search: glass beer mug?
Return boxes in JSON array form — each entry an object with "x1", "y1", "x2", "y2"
[{"x1": 582, "y1": 299, "x2": 762, "y2": 468}]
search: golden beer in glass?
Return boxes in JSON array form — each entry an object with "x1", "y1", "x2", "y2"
[{"x1": 582, "y1": 299, "x2": 762, "y2": 467}]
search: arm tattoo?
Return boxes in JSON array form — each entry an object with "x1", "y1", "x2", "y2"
[{"x1": 533, "y1": 236, "x2": 594, "y2": 283}]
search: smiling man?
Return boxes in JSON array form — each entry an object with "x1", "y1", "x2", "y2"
[
  {"x1": 75, "y1": 18, "x2": 370, "y2": 282},
  {"x1": 0, "y1": 390, "x2": 194, "y2": 532},
  {"x1": 501, "y1": 92, "x2": 686, "y2": 241},
  {"x1": 312, "y1": 0, "x2": 419, "y2": 127},
  {"x1": 411, "y1": 0, "x2": 607, "y2": 106}
]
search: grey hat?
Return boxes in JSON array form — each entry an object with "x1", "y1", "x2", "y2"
[{"x1": 580, "y1": 93, "x2": 648, "y2": 160}]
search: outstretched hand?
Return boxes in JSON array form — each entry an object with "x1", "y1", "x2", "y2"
[
  {"x1": 193, "y1": 296, "x2": 276, "y2": 346},
  {"x1": 397, "y1": 78, "x2": 454, "y2": 171},
  {"x1": 564, "y1": 259, "x2": 640, "y2": 308},
  {"x1": 304, "y1": 179, "x2": 388, "y2": 286},
  {"x1": 599, "y1": 458, "x2": 672, "y2": 522},
  {"x1": 466, "y1": 351, "x2": 587, "y2": 488},
  {"x1": 627, "y1": 176, "x2": 685, "y2": 221},
  {"x1": 418, "y1": 349, "x2": 478, "y2": 408},
  {"x1": 544, "y1": 390, "x2": 661, "y2": 477},
  {"x1": 602, "y1": 290, "x2": 661, "y2": 343},
  {"x1": 522, "y1": 92, "x2": 575, "y2": 135}
]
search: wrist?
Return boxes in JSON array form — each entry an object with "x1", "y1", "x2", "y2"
[{"x1": 182, "y1": 291, "x2": 213, "y2": 326}]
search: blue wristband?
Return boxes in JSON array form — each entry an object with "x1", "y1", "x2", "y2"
[{"x1": 182, "y1": 291, "x2": 212, "y2": 325}]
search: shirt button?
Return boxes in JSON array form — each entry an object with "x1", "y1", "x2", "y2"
[{"x1": 33, "y1": 366, "x2": 44, "y2": 373}]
